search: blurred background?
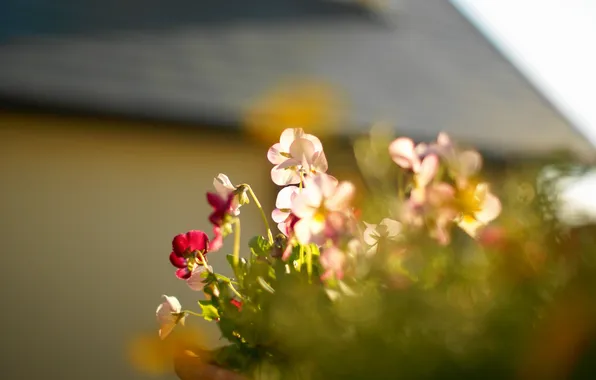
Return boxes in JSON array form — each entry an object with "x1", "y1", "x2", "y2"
[{"x1": 0, "y1": 0, "x2": 595, "y2": 379}]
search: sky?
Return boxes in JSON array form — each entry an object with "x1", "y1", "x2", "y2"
[{"x1": 450, "y1": 0, "x2": 596, "y2": 222}]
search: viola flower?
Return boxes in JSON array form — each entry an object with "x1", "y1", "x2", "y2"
[
  {"x1": 156, "y1": 295, "x2": 185, "y2": 340},
  {"x1": 272, "y1": 186, "x2": 300, "y2": 235},
  {"x1": 209, "y1": 226, "x2": 224, "y2": 253},
  {"x1": 363, "y1": 218, "x2": 402, "y2": 255},
  {"x1": 213, "y1": 173, "x2": 242, "y2": 216},
  {"x1": 456, "y1": 182, "x2": 502, "y2": 238},
  {"x1": 401, "y1": 182, "x2": 458, "y2": 245},
  {"x1": 389, "y1": 137, "x2": 440, "y2": 188},
  {"x1": 291, "y1": 173, "x2": 355, "y2": 245},
  {"x1": 186, "y1": 265, "x2": 212, "y2": 291},
  {"x1": 268, "y1": 128, "x2": 328, "y2": 186},
  {"x1": 207, "y1": 191, "x2": 235, "y2": 228},
  {"x1": 320, "y1": 246, "x2": 346, "y2": 281},
  {"x1": 169, "y1": 230, "x2": 210, "y2": 279}
]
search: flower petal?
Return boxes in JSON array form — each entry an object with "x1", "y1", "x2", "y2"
[
  {"x1": 186, "y1": 266, "x2": 210, "y2": 291},
  {"x1": 275, "y1": 186, "x2": 300, "y2": 209},
  {"x1": 289, "y1": 138, "x2": 316, "y2": 165},
  {"x1": 389, "y1": 137, "x2": 419, "y2": 170},
  {"x1": 272, "y1": 208, "x2": 290, "y2": 224},
  {"x1": 175, "y1": 267, "x2": 192, "y2": 280},
  {"x1": 172, "y1": 233, "x2": 189, "y2": 255},
  {"x1": 311, "y1": 173, "x2": 338, "y2": 199},
  {"x1": 213, "y1": 173, "x2": 235, "y2": 197},
  {"x1": 311, "y1": 150, "x2": 329, "y2": 173},
  {"x1": 416, "y1": 154, "x2": 439, "y2": 187},
  {"x1": 209, "y1": 226, "x2": 224, "y2": 252},
  {"x1": 267, "y1": 143, "x2": 286, "y2": 165},
  {"x1": 457, "y1": 150, "x2": 482, "y2": 177},
  {"x1": 324, "y1": 181, "x2": 355, "y2": 211},
  {"x1": 293, "y1": 219, "x2": 312, "y2": 245},
  {"x1": 291, "y1": 190, "x2": 321, "y2": 219},
  {"x1": 475, "y1": 192, "x2": 502, "y2": 224},
  {"x1": 380, "y1": 218, "x2": 402, "y2": 238},
  {"x1": 271, "y1": 165, "x2": 301, "y2": 186},
  {"x1": 184, "y1": 230, "x2": 210, "y2": 252},
  {"x1": 206, "y1": 192, "x2": 226, "y2": 210},
  {"x1": 363, "y1": 223, "x2": 379, "y2": 246},
  {"x1": 280, "y1": 128, "x2": 304, "y2": 150},
  {"x1": 169, "y1": 251, "x2": 187, "y2": 268}
]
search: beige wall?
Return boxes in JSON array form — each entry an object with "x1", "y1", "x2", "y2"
[{"x1": 0, "y1": 113, "x2": 276, "y2": 380}]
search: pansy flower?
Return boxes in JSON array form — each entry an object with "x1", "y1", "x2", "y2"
[
  {"x1": 156, "y1": 295, "x2": 185, "y2": 340},
  {"x1": 272, "y1": 186, "x2": 300, "y2": 235},
  {"x1": 268, "y1": 128, "x2": 328, "y2": 186},
  {"x1": 456, "y1": 182, "x2": 502, "y2": 238},
  {"x1": 169, "y1": 230, "x2": 210, "y2": 279},
  {"x1": 363, "y1": 218, "x2": 402, "y2": 255},
  {"x1": 291, "y1": 173, "x2": 355, "y2": 245},
  {"x1": 207, "y1": 192, "x2": 235, "y2": 228}
]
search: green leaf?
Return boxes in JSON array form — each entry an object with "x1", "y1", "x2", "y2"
[
  {"x1": 248, "y1": 235, "x2": 271, "y2": 257},
  {"x1": 214, "y1": 273, "x2": 232, "y2": 283},
  {"x1": 198, "y1": 300, "x2": 220, "y2": 321},
  {"x1": 226, "y1": 254, "x2": 247, "y2": 280}
]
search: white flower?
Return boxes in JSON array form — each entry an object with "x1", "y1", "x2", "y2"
[
  {"x1": 271, "y1": 186, "x2": 300, "y2": 235},
  {"x1": 186, "y1": 265, "x2": 212, "y2": 291},
  {"x1": 363, "y1": 218, "x2": 402, "y2": 255},
  {"x1": 156, "y1": 295, "x2": 185, "y2": 340}
]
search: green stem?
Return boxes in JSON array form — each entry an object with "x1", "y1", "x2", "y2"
[
  {"x1": 298, "y1": 244, "x2": 304, "y2": 272},
  {"x1": 228, "y1": 282, "x2": 244, "y2": 300},
  {"x1": 182, "y1": 310, "x2": 203, "y2": 318},
  {"x1": 306, "y1": 245, "x2": 313, "y2": 282},
  {"x1": 233, "y1": 218, "x2": 241, "y2": 268},
  {"x1": 245, "y1": 185, "x2": 274, "y2": 244}
]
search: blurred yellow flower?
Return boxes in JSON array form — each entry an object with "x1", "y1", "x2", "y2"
[
  {"x1": 243, "y1": 80, "x2": 344, "y2": 144},
  {"x1": 127, "y1": 327, "x2": 207, "y2": 375}
]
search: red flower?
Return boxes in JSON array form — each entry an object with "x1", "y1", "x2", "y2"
[
  {"x1": 169, "y1": 230, "x2": 209, "y2": 279},
  {"x1": 230, "y1": 299, "x2": 243, "y2": 312},
  {"x1": 207, "y1": 192, "x2": 235, "y2": 227},
  {"x1": 209, "y1": 226, "x2": 224, "y2": 252}
]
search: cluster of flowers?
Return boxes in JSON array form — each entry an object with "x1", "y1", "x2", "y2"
[{"x1": 156, "y1": 128, "x2": 502, "y2": 341}]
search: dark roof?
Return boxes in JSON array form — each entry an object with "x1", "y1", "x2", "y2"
[{"x1": 0, "y1": 0, "x2": 593, "y2": 158}]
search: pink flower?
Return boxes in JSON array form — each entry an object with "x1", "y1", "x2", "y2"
[
  {"x1": 268, "y1": 128, "x2": 328, "y2": 186},
  {"x1": 401, "y1": 182, "x2": 458, "y2": 245},
  {"x1": 320, "y1": 246, "x2": 346, "y2": 281},
  {"x1": 169, "y1": 230, "x2": 210, "y2": 279},
  {"x1": 186, "y1": 265, "x2": 212, "y2": 291},
  {"x1": 272, "y1": 186, "x2": 300, "y2": 235},
  {"x1": 389, "y1": 137, "x2": 440, "y2": 187},
  {"x1": 156, "y1": 295, "x2": 185, "y2": 339},
  {"x1": 291, "y1": 173, "x2": 355, "y2": 245}
]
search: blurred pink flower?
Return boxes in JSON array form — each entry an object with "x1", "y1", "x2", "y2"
[
  {"x1": 389, "y1": 137, "x2": 440, "y2": 187},
  {"x1": 291, "y1": 173, "x2": 355, "y2": 245},
  {"x1": 320, "y1": 246, "x2": 346, "y2": 281},
  {"x1": 268, "y1": 128, "x2": 328, "y2": 186},
  {"x1": 272, "y1": 186, "x2": 301, "y2": 235},
  {"x1": 156, "y1": 295, "x2": 185, "y2": 340},
  {"x1": 169, "y1": 230, "x2": 210, "y2": 279}
]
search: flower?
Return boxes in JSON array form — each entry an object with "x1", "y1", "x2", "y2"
[
  {"x1": 230, "y1": 299, "x2": 243, "y2": 312},
  {"x1": 363, "y1": 218, "x2": 402, "y2": 255},
  {"x1": 268, "y1": 128, "x2": 328, "y2": 186},
  {"x1": 207, "y1": 191, "x2": 235, "y2": 227},
  {"x1": 169, "y1": 230, "x2": 210, "y2": 279},
  {"x1": 389, "y1": 137, "x2": 440, "y2": 188},
  {"x1": 156, "y1": 295, "x2": 185, "y2": 339},
  {"x1": 291, "y1": 173, "x2": 355, "y2": 245},
  {"x1": 401, "y1": 182, "x2": 458, "y2": 245},
  {"x1": 186, "y1": 265, "x2": 212, "y2": 291},
  {"x1": 320, "y1": 246, "x2": 346, "y2": 281},
  {"x1": 213, "y1": 174, "x2": 242, "y2": 216},
  {"x1": 456, "y1": 182, "x2": 502, "y2": 238},
  {"x1": 272, "y1": 186, "x2": 300, "y2": 235}
]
